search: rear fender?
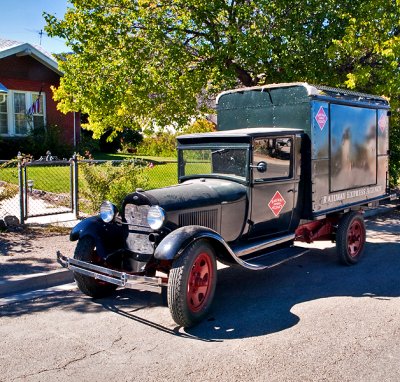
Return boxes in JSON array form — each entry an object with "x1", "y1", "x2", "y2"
[
  {"x1": 154, "y1": 225, "x2": 237, "y2": 265},
  {"x1": 70, "y1": 216, "x2": 124, "y2": 259}
]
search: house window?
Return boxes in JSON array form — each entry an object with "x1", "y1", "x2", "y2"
[
  {"x1": 0, "y1": 95, "x2": 7, "y2": 134},
  {"x1": 0, "y1": 90, "x2": 46, "y2": 136},
  {"x1": 14, "y1": 92, "x2": 27, "y2": 135},
  {"x1": 31, "y1": 92, "x2": 45, "y2": 129}
]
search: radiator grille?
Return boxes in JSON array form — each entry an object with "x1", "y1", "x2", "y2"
[
  {"x1": 179, "y1": 209, "x2": 218, "y2": 231},
  {"x1": 124, "y1": 204, "x2": 151, "y2": 229},
  {"x1": 124, "y1": 204, "x2": 153, "y2": 254}
]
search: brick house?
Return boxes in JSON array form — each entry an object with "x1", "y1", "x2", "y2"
[{"x1": 0, "y1": 38, "x2": 80, "y2": 148}]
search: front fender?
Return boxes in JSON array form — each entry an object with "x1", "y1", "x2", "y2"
[
  {"x1": 70, "y1": 216, "x2": 125, "y2": 259},
  {"x1": 154, "y1": 225, "x2": 237, "y2": 265}
]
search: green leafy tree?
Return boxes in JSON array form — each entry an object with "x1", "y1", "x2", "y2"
[
  {"x1": 45, "y1": 0, "x2": 400, "y2": 181},
  {"x1": 44, "y1": 1, "x2": 355, "y2": 135},
  {"x1": 326, "y1": 1, "x2": 400, "y2": 184}
]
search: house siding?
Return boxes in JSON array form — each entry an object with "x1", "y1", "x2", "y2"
[{"x1": 0, "y1": 55, "x2": 79, "y2": 146}]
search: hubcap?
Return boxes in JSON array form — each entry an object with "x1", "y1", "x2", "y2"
[
  {"x1": 347, "y1": 220, "x2": 364, "y2": 258},
  {"x1": 187, "y1": 252, "x2": 213, "y2": 312}
]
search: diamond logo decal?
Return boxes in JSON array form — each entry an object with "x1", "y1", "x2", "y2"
[
  {"x1": 268, "y1": 191, "x2": 286, "y2": 217},
  {"x1": 378, "y1": 113, "x2": 388, "y2": 133},
  {"x1": 315, "y1": 106, "x2": 328, "y2": 130}
]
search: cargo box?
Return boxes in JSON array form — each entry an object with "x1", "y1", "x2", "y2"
[{"x1": 216, "y1": 83, "x2": 390, "y2": 218}]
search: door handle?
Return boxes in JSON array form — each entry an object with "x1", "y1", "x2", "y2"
[{"x1": 287, "y1": 189, "x2": 296, "y2": 193}]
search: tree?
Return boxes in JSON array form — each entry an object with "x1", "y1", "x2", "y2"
[
  {"x1": 326, "y1": 1, "x2": 400, "y2": 183},
  {"x1": 44, "y1": 1, "x2": 353, "y2": 135},
  {"x1": 45, "y1": 1, "x2": 400, "y2": 180}
]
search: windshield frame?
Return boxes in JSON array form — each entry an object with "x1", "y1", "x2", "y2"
[{"x1": 178, "y1": 142, "x2": 250, "y2": 184}]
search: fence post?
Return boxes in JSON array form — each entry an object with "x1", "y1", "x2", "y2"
[
  {"x1": 17, "y1": 152, "x2": 24, "y2": 224},
  {"x1": 23, "y1": 164, "x2": 28, "y2": 219},
  {"x1": 70, "y1": 159, "x2": 74, "y2": 212},
  {"x1": 72, "y1": 153, "x2": 79, "y2": 219}
]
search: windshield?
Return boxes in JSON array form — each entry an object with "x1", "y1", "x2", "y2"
[{"x1": 179, "y1": 146, "x2": 248, "y2": 181}]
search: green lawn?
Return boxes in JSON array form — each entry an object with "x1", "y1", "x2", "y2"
[
  {"x1": 145, "y1": 162, "x2": 178, "y2": 189},
  {"x1": 0, "y1": 165, "x2": 72, "y2": 194}
]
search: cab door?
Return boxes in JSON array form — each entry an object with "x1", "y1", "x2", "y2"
[{"x1": 248, "y1": 136, "x2": 297, "y2": 238}]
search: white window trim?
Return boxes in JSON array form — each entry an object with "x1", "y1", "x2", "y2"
[{"x1": 0, "y1": 90, "x2": 46, "y2": 137}]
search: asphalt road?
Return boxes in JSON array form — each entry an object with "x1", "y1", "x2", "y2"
[{"x1": 1, "y1": 213, "x2": 399, "y2": 382}]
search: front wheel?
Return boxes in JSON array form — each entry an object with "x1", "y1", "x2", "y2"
[
  {"x1": 168, "y1": 240, "x2": 217, "y2": 328},
  {"x1": 73, "y1": 236, "x2": 117, "y2": 298},
  {"x1": 336, "y1": 212, "x2": 366, "y2": 265}
]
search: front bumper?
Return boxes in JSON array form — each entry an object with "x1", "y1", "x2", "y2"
[{"x1": 57, "y1": 251, "x2": 167, "y2": 294}]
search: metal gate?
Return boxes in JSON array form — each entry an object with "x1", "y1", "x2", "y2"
[{"x1": 18, "y1": 156, "x2": 78, "y2": 223}]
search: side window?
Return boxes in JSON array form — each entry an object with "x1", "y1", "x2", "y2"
[{"x1": 253, "y1": 137, "x2": 292, "y2": 181}]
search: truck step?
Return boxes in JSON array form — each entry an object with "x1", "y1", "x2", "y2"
[{"x1": 242, "y1": 246, "x2": 309, "y2": 270}]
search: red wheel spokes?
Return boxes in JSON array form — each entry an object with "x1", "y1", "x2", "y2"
[
  {"x1": 187, "y1": 253, "x2": 213, "y2": 312},
  {"x1": 347, "y1": 220, "x2": 364, "y2": 257}
]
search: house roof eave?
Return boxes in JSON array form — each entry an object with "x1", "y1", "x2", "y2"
[{"x1": 0, "y1": 42, "x2": 62, "y2": 76}]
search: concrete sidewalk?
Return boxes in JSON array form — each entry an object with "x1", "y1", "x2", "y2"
[
  {"x1": 0, "y1": 202, "x2": 398, "y2": 300},
  {"x1": 25, "y1": 212, "x2": 80, "y2": 227}
]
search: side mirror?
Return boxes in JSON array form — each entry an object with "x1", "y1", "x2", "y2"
[{"x1": 251, "y1": 161, "x2": 267, "y2": 173}]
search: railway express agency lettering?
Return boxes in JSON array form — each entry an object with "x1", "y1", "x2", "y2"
[{"x1": 320, "y1": 185, "x2": 383, "y2": 205}]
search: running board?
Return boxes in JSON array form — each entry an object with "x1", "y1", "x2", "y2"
[
  {"x1": 232, "y1": 233, "x2": 295, "y2": 257},
  {"x1": 241, "y1": 246, "x2": 309, "y2": 269}
]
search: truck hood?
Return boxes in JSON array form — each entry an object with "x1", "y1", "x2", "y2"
[{"x1": 141, "y1": 178, "x2": 247, "y2": 211}]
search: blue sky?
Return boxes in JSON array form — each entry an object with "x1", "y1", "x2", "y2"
[{"x1": 0, "y1": 0, "x2": 69, "y2": 54}]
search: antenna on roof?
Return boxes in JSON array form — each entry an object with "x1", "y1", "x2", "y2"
[{"x1": 39, "y1": 30, "x2": 43, "y2": 46}]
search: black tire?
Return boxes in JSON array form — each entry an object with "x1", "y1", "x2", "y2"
[
  {"x1": 168, "y1": 240, "x2": 217, "y2": 328},
  {"x1": 336, "y1": 212, "x2": 366, "y2": 265},
  {"x1": 73, "y1": 236, "x2": 117, "y2": 298}
]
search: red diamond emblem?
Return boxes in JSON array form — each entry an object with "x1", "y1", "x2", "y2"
[
  {"x1": 315, "y1": 106, "x2": 328, "y2": 130},
  {"x1": 378, "y1": 113, "x2": 388, "y2": 133},
  {"x1": 268, "y1": 191, "x2": 286, "y2": 217}
]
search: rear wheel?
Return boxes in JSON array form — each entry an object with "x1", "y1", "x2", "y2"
[
  {"x1": 336, "y1": 212, "x2": 366, "y2": 265},
  {"x1": 168, "y1": 240, "x2": 217, "y2": 328},
  {"x1": 73, "y1": 236, "x2": 117, "y2": 298}
]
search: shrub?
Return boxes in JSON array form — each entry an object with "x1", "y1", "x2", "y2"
[
  {"x1": 77, "y1": 130, "x2": 101, "y2": 155},
  {"x1": 29, "y1": 124, "x2": 74, "y2": 159},
  {"x1": 133, "y1": 119, "x2": 215, "y2": 158},
  {"x1": 0, "y1": 182, "x2": 18, "y2": 202},
  {"x1": 79, "y1": 160, "x2": 149, "y2": 212},
  {"x1": 0, "y1": 125, "x2": 74, "y2": 160},
  {"x1": 135, "y1": 131, "x2": 177, "y2": 157}
]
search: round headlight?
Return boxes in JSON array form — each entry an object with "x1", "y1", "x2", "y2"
[
  {"x1": 100, "y1": 201, "x2": 117, "y2": 223},
  {"x1": 147, "y1": 206, "x2": 165, "y2": 230}
]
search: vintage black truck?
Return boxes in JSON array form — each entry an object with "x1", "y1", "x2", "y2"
[{"x1": 58, "y1": 83, "x2": 391, "y2": 327}]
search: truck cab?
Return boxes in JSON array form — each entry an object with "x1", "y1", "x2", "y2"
[{"x1": 176, "y1": 128, "x2": 305, "y2": 242}]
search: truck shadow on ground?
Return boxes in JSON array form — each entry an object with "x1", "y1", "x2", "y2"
[
  {"x1": 184, "y1": 240, "x2": 400, "y2": 340},
  {"x1": 91, "y1": 238, "x2": 399, "y2": 341},
  {"x1": 1, "y1": 237, "x2": 399, "y2": 342}
]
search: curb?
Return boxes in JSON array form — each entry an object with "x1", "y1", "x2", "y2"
[{"x1": 0, "y1": 269, "x2": 74, "y2": 298}]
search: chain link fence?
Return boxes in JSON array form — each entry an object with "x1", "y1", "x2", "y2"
[
  {"x1": 22, "y1": 160, "x2": 74, "y2": 218},
  {"x1": 76, "y1": 158, "x2": 178, "y2": 215},
  {"x1": 0, "y1": 160, "x2": 19, "y2": 224},
  {"x1": 0, "y1": 155, "x2": 178, "y2": 225}
]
